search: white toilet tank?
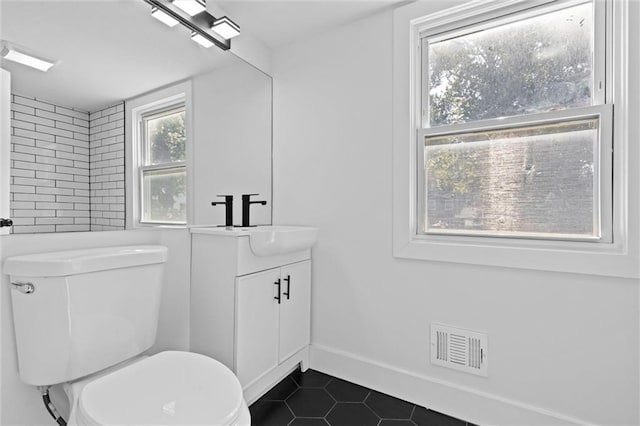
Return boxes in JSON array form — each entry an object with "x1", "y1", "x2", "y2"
[{"x1": 4, "y1": 245, "x2": 168, "y2": 386}]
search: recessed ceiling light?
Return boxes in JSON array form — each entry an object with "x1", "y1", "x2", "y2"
[
  {"x1": 211, "y1": 16, "x2": 240, "y2": 39},
  {"x1": 191, "y1": 32, "x2": 213, "y2": 48},
  {"x1": 173, "y1": 0, "x2": 206, "y2": 16},
  {"x1": 151, "y1": 7, "x2": 179, "y2": 27},
  {"x1": 0, "y1": 44, "x2": 55, "y2": 72}
]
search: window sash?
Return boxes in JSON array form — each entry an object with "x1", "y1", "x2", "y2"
[
  {"x1": 140, "y1": 104, "x2": 186, "y2": 167},
  {"x1": 419, "y1": 0, "x2": 606, "y2": 128},
  {"x1": 139, "y1": 164, "x2": 187, "y2": 224},
  {"x1": 416, "y1": 104, "x2": 613, "y2": 242}
]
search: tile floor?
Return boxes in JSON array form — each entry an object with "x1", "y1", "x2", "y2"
[{"x1": 249, "y1": 368, "x2": 476, "y2": 426}]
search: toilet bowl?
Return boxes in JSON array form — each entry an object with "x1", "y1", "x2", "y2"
[{"x1": 65, "y1": 351, "x2": 250, "y2": 426}]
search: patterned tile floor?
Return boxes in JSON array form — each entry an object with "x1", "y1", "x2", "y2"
[{"x1": 249, "y1": 368, "x2": 477, "y2": 426}]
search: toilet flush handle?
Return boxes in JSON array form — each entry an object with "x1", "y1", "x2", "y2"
[{"x1": 10, "y1": 281, "x2": 35, "y2": 294}]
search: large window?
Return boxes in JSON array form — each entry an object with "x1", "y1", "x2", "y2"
[
  {"x1": 418, "y1": 0, "x2": 611, "y2": 242},
  {"x1": 138, "y1": 103, "x2": 187, "y2": 224},
  {"x1": 393, "y1": 0, "x2": 636, "y2": 276}
]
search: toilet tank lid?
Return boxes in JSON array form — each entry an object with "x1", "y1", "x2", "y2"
[{"x1": 3, "y1": 245, "x2": 168, "y2": 277}]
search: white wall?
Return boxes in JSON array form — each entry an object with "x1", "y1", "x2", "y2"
[
  {"x1": 272, "y1": 7, "x2": 639, "y2": 426},
  {"x1": 0, "y1": 228, "x2": 190, "y2": 425}
]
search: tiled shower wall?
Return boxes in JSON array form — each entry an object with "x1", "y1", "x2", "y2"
[
  {"x1": 9, "y1": 94, "x2": 91, "y2": 233},
  {"x1": 9, "y1": 94, "x2": 126, "y2": 233},
  {"x1": 89, "y1": 103, "x2": 125, "y2": 231}
]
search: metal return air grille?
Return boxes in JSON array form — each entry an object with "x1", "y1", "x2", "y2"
[{"x1": 430, "y1": 323, "x2": 488, "y2": 377}]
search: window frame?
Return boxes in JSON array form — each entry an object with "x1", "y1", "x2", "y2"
[
  {"x1": 391, "y1": 0, "x2": 639, "y2": 277},
  {"x1": 417, "y1": 0, "x2": 609, "y2": 242},
  {"x1": 138, "y1": 104, "x2": 187, "y2": 225}
]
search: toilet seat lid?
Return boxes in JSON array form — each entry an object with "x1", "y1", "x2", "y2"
[{"x1": 78, "y1": 351, "x2": 244, "y2": 425}]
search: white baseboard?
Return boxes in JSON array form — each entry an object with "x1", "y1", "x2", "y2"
[{"x1": 309, "y1": 344, "x2": 593, "y2": 426}]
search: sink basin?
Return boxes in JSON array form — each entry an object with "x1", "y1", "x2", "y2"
[{"x1": 246, "y1": 226, "x2": 318, "y2": 257}]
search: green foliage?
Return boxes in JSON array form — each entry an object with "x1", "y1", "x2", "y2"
[
  {"x1": 426, "y1": 145, "x2": 479, "y2": 195},
  {"x1": 428, "y1": 7, "x2": 591, "y2": 126},
  {"x1": 149, "y1": 111, "x2": 186, "y2": 164}
]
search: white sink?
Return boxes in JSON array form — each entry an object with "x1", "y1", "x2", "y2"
[{"x1": 246, "y1": 226, "x2": 318, "y2": 257}]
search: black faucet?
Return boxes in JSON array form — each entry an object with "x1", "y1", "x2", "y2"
[
  {"x1": 241, "y1": 194, "x2": 267, "y2": 227},
  {"x1": 211, "y1": 195, "x2": 234, "y2": 227}
]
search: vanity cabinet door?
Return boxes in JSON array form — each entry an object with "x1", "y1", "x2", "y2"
[
  {"x1": 278, "y1": 261, "x2": 311, "y2": 363},
  {"x1": 235, "y1": 268, "x2": 280, "y2": 387}
]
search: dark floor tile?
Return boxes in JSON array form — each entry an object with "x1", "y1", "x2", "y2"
[
  {"x1": 365, "y1": 390, "x2": 414, "y2": 419},
  {"x1": 326, "y1": 403, "x2": 379, "y2": 426},
  {"x1": 287, "y1": 388, "x2": 336, "y2": 417},
  {"x1": 291, "y1": 368, "x2": 333, "y2": 388},
  {"x1": 252, "y1": 367, "x2": 474, "y2": 426},
  {"x1": 379, "y1": 420, "x2": 416, "y2": 426},
  {"x1": 411, "y1": 406, "x2": 466, "y2": 426},
  {"x1": 249, "y1": 400, "x2": 294, "y2": 426},
  {"x1": 325, "y1": 378, "x2": 370, "y2": 402},
  {"x1": 262, "y1": 376, "x2": 299, "y2": 401},
  {"x1": 289, "y1": 418, "x2": 330, "y2": 426}
]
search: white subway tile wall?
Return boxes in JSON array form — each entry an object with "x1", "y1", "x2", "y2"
[
  {"x1": 9, "y1": 94, "x2": 125, "y2": 233},
  {"x1": 89, "y1": 103, "x2": 125, "y2": 231}
]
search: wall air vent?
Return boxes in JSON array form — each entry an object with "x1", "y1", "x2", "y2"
[{"x1": 430, "y1": 323, "x2": 488, "y2": 377}]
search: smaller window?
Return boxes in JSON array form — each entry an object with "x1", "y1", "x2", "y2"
[{"x1": 139, "y1": 105, "x2": 186, "y2": 224}]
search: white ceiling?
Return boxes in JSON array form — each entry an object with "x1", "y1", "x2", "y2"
[
  {"x1": 217, "y1": 1, "x2": 408, "y2": 49},
  {"x1": 0, "y1": 0, "x2": 407, "y2": 112}
]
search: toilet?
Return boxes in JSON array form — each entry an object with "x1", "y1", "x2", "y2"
[{"x1": 4, "y1": 245, "x2": 250, "y2": 425}]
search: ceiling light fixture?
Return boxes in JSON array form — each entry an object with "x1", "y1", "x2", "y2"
[
  {"x1": 143, "y1": 0, "x2": 239, "y2": 51},
  {"x1": 211, "y1": 16, "x2": 240, "y2": 39},
  {"x1": 151, "y1": 7, "x2": 179, "y2": 27},
  {"x1": 191, "y1": 32, "x2": 214, "y2": 48},
  {"x1": 0, "y1": 43, "x2": 55, "y2": 72},
  {"x1": 172, "y1": 0, "x2": 206, "y2": 16}
]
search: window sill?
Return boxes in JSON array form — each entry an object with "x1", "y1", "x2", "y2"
[
  {"x1": 132, "y1": 223, "x2": 188, "y2": 230},
  {"x1": 393, "y1": 234, "x2": 638, "y2": 278}
]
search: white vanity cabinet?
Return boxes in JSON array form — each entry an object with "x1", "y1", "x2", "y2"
[
  {"x1": 236, "y1": 260, "x2": 311, "y2": 387},
  {"x1": 190, "y1": 227, "x2": 313, "y2": 404}
]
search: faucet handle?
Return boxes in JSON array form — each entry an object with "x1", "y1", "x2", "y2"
[
  {"x1": 211, "y1": 195, "x2": 233, "y2": 206},
  {"x1": 212, "y1": 194, "x2": 233, "y2": 203},
  {"x1": 241, "y1": 194, "x2": 267, "y2": 227},
  {"x1": 211, "y1": 195, "x2": 234, "y2": 227}
]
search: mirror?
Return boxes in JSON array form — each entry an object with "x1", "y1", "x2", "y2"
[{"x1": 0, "y1": 0, "x2": 272, "y2": 233}]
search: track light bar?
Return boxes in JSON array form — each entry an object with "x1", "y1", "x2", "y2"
[{"x1": 143, "y1": 0, "x2": 236, "y2": 51}]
